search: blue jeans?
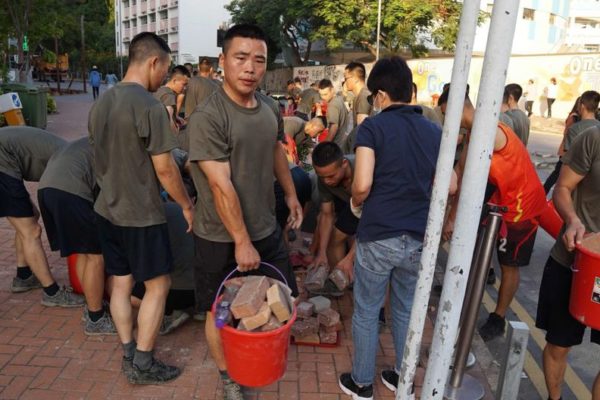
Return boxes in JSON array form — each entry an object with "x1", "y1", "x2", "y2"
[{"x1": 351, "y1": 234, "x2": 422, "y2": 386}]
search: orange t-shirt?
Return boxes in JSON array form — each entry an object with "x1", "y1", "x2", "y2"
[
  {"x1": 282, "y1": 134, "x2": 299, "y2": 165},
  {"x1": 488, "y1": 123, "x2": 547, "y2": 223}
]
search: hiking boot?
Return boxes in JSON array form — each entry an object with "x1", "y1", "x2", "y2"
[
  {"x1": 11, "y1": 274, "x2": 42, "y2": 293},
  {"x1": 122, "y1": 356, "x2": 134, "y2": 377},
  {"x1": 381, "y1": 369, "x2": 416, "y2": 398},
  {"x1": 338, "y1": 373, "x2": 373, "y2": 400},
  {"x1": 223, "y1": 378, "x2": 244, "y2": 400},
  {"x1": 41, "y1": 286, "x2": 85, "y2": 308},
  {"x1": 84, "y1": 312, "x2": 117, "y2": 336},
  {"x1": 159, "y1": 310, "x2": 190, "y2": 335},
  {"x1": 127, "y1": 358, "x2": 181, "y2": 385},
  {"x1": 486, "y1": 267, "x2": 496, "y2": 285},
  {"x1": 479, "y1": 312, "x2": 506, "y2": 341}
]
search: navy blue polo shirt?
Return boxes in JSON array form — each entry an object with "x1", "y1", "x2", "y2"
[{"x1": 354, "y1": 104, "x2": 441, "y2": 242}]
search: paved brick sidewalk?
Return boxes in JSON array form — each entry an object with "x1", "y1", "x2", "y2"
[{"x1": 0, "y1": 93, "x2": 494, "y2": 399}]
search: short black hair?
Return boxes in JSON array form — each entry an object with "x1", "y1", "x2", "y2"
[
  {"x1": 366, "y1": 57, "x2": 412, "y2": 102},
  {"x1": 170, "y1": 65, "x2": 191, "y2": 79},
  {"x1": 412, "y1": 82, "x2": 418, "y2": 101},
  {"x1": 223, "y1": 24, "x2": 267, "y2": 54},
  {"x1": 503, "y1": 83, "x2": 523, "y2": 104},
  {"x1": 129, "y1": 32, "x2": 170, "y2": 64},
  {"x1": 287, "y1": 79, "x2": 295, "y2": 86},
  {"x1": 438, "y1": 84, "x2": 471, "y2": 106},
  {"x1": 345, "y1": 62, "x2": 366, "y2": 82},
  {"x1": 318, "y1": 79, "x2": 333, "y2": 90},
  {"x1": 294, "y1": 77, "x2": 302, "y2": 84},
  {"x1": 312, "y1": 142, "x2": 343, "y2": 168},
  {"x1": 580, "y1": 90, "x2": 600, "y2": 113}
]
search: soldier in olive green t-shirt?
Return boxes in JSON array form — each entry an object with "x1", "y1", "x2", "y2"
[
  {"x1": 88, "y1": 32, "x2": 193, "y2": 384},
  {"x1": 0, "y1": 126, "x2": 84, "y2": 307},
  {"x1": 318, "y1": 79, "x2": 350, "y2": 148}
]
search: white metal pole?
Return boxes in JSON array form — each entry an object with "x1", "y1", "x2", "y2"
[
  {"x1": 376, "y1": 0, "x2": 382, "y2": 60},
  {"x1": 395, "y1": 0, "x2": 481, "y2": 397},
  {"x1": 422, "y1": 1, "x2": 520, "y2": 398}
]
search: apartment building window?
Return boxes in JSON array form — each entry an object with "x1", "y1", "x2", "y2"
[
  {"x1": 132, "y1": 0, "x2": 136, "y2": 5},
  {"x1": 149, "y1": 13, "x2": 156, "y2": 22},
  {"x1": 523, "y1": 8, "x2": 535, "y2": 21},
  {"x1": 549, "y1": 13, "x2": 556, "y2": 25}
]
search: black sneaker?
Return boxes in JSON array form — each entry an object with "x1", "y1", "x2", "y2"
[
  {"x1": 122, "y1": 356, "x2": 134, "y2": 377},
  {"x1": 128, "y1": 358, "x2": 181, "y2": 385},
  {"x1": 338, "y1": 373, "x2": 373, "y2": 400},
  {"x1": 479, "y1": 312, "x2": 506, "y2": 341},
  {"x1": 486, "y1": 267, "x2": 496, "y2": 285},
  {"x1": 381, "y1": 370, "x2": 415, "y2": 399}
]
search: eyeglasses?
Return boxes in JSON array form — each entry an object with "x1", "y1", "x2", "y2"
[{"x1": 367, "y1": 90, "x2": 379, "y2": 106}]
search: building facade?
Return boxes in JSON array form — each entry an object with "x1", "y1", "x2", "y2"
[
  {"x1": 474, "y1": 0, "x2": 571, "y2": 55},
  {"x1": 565, "y1": 0, "x2": 600, "y2": 52},
  {"x1": 114, "y1": 0, "x2": 230, "y2": 64}
]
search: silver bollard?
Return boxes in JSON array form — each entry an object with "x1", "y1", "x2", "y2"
[{"x1": 496, "y1": 321, "x2": 530, "y2": 400}]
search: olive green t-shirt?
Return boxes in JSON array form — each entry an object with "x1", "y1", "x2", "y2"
[
  {"x1": 499, "y1": 112, "x2": 515, "y2": 132},
  {"x1": 352, "y1": 87, "x2": 372, "y2": 127},
  {"x1": 505, "y1": 109, "x2": 530, "y2": 145},
  {"x1": 38, "y1": 137, "x2": 95, "y2": 202},
  {"x1": 297, "y1": 88, "x2": 320, "y2": 115},
  {"x1": 284, "y1": 116, "x2": 310, "y2": 147},
  {"x1": 187, "y1": 87, "x2": 279, "y2": 242},
  {"x1": 565, "y1": 119, "x2": 600, "y2": 152},
  {"x1": 154, "y1": 86, "x2": 177, "y2": 109},
  {"x1": 317, "y1": 155, "x2": 355, "y2": 204},
  {"x1": 184, "y1": 76, "x2": 219, "y2": 118},
  {"x1": 0, "y1": 126, "x2": 66, "y2": 181},
  {"x1": 551, "y1": 126, "x2": 600, "y2": 267},
  {"x1": 327, "y1": 95, "x2": 350, "y2": 148},
  {"x1": 88, "y1": 82, "x2": 178, "y2": 227}
]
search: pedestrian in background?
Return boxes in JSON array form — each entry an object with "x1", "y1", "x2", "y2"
[{"x1": 90, "y1": 66, "x2": 102, "y2": 100}]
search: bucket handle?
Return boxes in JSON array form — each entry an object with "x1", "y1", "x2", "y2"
[
  {"x1": 570, "y1": 265, "x2": 579, "y2": 273},
  {"x1": 213, "y1": 261, "x2": 289, "y2": 307}
]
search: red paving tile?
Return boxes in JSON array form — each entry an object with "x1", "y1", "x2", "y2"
[{"x1": 0, "y1": 94, "x2": 494, "y2": 399}]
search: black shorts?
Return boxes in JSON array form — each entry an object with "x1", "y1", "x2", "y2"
[
  {"x1": 496, "y1": 219, "x2": 538, "y2": 267},
  {"x1": 535, "y1": 256, "x2": 600, "y2": 347},
  {"x1": 193, "y1": 226, "x2": 298, "y2": 312},
  {"x1": 96, "y1": 214, "x2": 172, "y2": 282},
  {"x1": 38, "y1": 188, "x2": 101, "y2": 257},
  {"x1": 0, "y1": 172, "x2": 34, "y2": 218},
  {"x1": 332, "y1": 197, "x2": 359, "y2": 236}
]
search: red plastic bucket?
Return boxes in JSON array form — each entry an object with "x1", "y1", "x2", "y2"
[
  {"x1": 67, "y1": 254, "x2": 84, "y2": 294},
  {"x1": 212, "y1": 263, "x2": 296, "y2": 387},
  {"x1": 570, "y1": 233, "x2": 600, "y2": 330},
  {"x1": 538, "y1": 200, "x2": 563, "y2": 240}
]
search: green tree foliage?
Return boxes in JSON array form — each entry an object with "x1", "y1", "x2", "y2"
[
  {"x1": 227, "y1": 0, "x2": 479, "y2": 64},
  {"x1": 1, "y1": 0, "x2": 117, "y2": 82},
  {"x1": 226, "y1": 0, "x2": 322, "y2": 66}
]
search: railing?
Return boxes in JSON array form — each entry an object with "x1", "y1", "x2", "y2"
[{"x1": 159, "y1": 19, "x2": 168, "y2": 33}]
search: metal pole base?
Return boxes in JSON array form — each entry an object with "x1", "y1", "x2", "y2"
[
  {"x1": 444, "y1": 373, "x2": 485, "y2": 400},
  {"x1": 450, "y1": 352, "x2": 476, "y2": 370}
]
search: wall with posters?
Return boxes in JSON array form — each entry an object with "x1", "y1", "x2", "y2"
[{"x1": 287, "y1": 53, "x2": 600, "y2": 119}]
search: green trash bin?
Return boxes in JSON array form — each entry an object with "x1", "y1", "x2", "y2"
[{"x1": 0, "y1": 83, "x2": 48, "y2": 129}]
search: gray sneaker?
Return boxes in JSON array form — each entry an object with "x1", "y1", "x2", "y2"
[
  {"x1": 122, "y1": 356, "x2": 134, "y2": 377},
  {"x1": 11, "y1": 274, "x2": 42, "y2": 293},
  {"x1": 41, "y1": 286, "x2": 85, "y2": 308},
  {"x1": 127, "y1": 358, "x2": 181, "y2": 385},
  {"x1": 84, "y1": 312, "x2": 117, "y2": 336},
  {"x1": 223, "y1": 378, "x2": 244, "y2": 400},
  {"x1": 193, "y1": 311, "x2": 207, "y2": 321},
  {"x1": 159, "y1": 310, "x2": 190, "y2": 335}
]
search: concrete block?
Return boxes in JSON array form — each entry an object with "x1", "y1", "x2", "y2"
[
  {"x1": 294, "y1": 333, "x2": 320, "y2": 344},
  {"x1": 230, "y1": 276, "x2": 269, "y2": 319},
  {"x1": 260, "y1": 315, "x2": 283, "y2": 332},
  {"x1": 319, "y1": 328, "x2": 337, "y2": 344},
  {"x1": 329, "y1": 268, "x2": 349, "y2": 291},
  {"x1": 304, "y1": 266, "x2": 329, "y2": 291},
  {"x1": 308, "y1": 296, "x2": 331, "y2": 313},
  {"x1": 305, "y1": 317, "x2": 319, "y2": 334},
  {"x1": 296, "y1": 302, "x2": 315, "y2": 318},
  {"x1": 267, "y1": 283, "x2": 292, "y2": 323},
  {"x1": 239, "y1": 302, "x2": 271, "y2": 331},
  {"x1": 318, "y1": 308, "x2": 340, "y2": 327}
]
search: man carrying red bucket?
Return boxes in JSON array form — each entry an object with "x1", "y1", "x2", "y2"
[
  {"x1": 535, "y1": 125, "x2": 600, "y2": 400},
  {"x1": 186, "y1": 24, "x2": 302, "y2": 399}
]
